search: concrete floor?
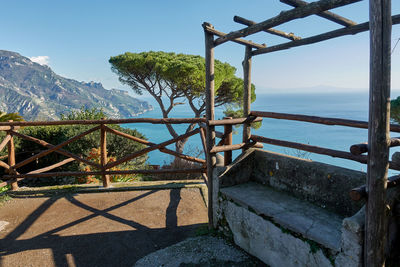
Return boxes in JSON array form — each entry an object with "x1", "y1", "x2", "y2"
[{"x1": 0, "y1": 188, "x2": 208, "y2": 267}]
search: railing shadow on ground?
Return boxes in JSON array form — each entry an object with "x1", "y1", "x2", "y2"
[{"x1": 0, "y1": 188, "x2": 207, "y2": 267}]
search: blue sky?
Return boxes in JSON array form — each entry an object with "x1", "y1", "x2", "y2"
[{"x1": 1, "y1": 0, "x2": 400, "y2": 94}]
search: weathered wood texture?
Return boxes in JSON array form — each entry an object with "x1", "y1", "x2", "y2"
[
  {"x1": 0, "y1": 135, "x2": 11, "y2": 153},
  {"x1": 280, "y1": 0, "x2": 357, "y2": 26},
  {"x1": 104, "y1": 126, "x2": 206, "y2": 165},
  {"x1": 11, "y1": 130, "x2": 101, "y2": 169},
  {"x1": 7, "y1": 130, "x2": 18, "y2": 190},
  {"x1": 233, "y1": 16, "x2": 301, "y2": 40},
  {"x1": 205, "y1": 28, "x2": 216, "y2": 228},
  {"x1": 13, "y1": 126, "x2": 100, "y2": 170},
  {"x1": 202, "y1": 22, "x2": 266, "y2": 49},
  {"x1": 350, "y1": 138, "x2": 400, "y2": 155},
  {"x1": 242, "y1": 46, "x2": 252, "y2": 153},
  {"x1": 104, "y1": 128, "x2": 201, "y2": 169},
  {"x1": 210, "y1": 142, "x2": 263, "y2": 153},
  {"x1": 350, "y1": 175, "x2": 400, "y2": 201},
  {"x1": 100, "y1": 122, "x2": 110, "y2": 188},
  {"x1": 250, "y1": 110, "x2": 400, "y2": 132},
  {"x1": 252, "y1": 14, "x2": 400, "y2": 56},
  {"x1": 214, "y1": 0, "x2": 361, "y2": 46},
  {"x1": 224, "y1": 118, "x2": 233, "y2": 165},
  {"x1": 208, "y1": 116, "x2": 262, "y2": 126},
  {"x1": 365, "y1": 0, "x2": 392, "y2": 265},
  {"x1": 27, "y1": 158, "x2": 75, "y2": 175},
  {"x1": 0, "y1": 117, "x2": 206, "y2": 127},
  {"x1": 251, "y1": 135, "x2": 400, "y2": 171}
]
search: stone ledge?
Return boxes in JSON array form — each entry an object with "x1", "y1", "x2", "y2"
[{"x1": 220, "y1": 182, "x2": 343, "y2": 251}]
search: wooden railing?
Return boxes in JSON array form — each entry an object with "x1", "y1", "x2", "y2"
[
  {"x1": 0, "y1": 116, "x2": 264, "y2": 190},
  {"x1": 249, "y1": 110, "x2": 400, "y2": 171}
]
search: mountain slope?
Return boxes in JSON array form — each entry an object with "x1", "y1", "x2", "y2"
[{"x1": 0, "y1": 50, "x2": 152, "y2": 120}]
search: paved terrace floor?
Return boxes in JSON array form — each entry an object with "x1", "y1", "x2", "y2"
[{"x1": 0, "y1": 182, "x2": 208, "y2": 267}]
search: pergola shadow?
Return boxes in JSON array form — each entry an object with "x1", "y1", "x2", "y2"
[{"x1": 0, "y1": 189, "x2": 206, "y2": 267}]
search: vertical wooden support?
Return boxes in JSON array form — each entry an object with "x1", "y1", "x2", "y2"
[
  {"x1": 204, "y1": 23, "x2": 216, "y2": 228},
  {"x1": 100, "y1": 119, "x2": 110, "y2": 188},
  {"x1": 242, "y1": 45, "x2": 252, "y2": 152},
  {"x1": 223, "y1": 117, "x2": 233, "y2": 166},
  {"x1": 7, "y1": 121, "x2": 18, "y2": 191},
  {"x1": 365, "y1": 0, "x2": 392, "y2": 266}
]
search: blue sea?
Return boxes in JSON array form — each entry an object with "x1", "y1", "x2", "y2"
[{"x1": 126, "y1": 91, "x2": 400, "y2": 175}]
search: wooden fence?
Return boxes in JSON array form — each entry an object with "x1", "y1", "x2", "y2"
[{"x1": 0, "y1": 116, "x2": 260, "y2": 190}]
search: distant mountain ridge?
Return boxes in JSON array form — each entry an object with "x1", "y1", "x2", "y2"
[{"x1": 0, "y1": 50, "x2": 152, "y2": 120}]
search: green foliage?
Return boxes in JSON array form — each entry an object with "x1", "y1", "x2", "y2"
[
  {"x1": 60, "y1": 106, "x2": 106, "y2": 120},
  {"x1": 391, "y1": 97, "x2": 400, "y2": 123},
  {"x1": 6, "y1": 108, "x2": 147, "y2": 185},
  {"x1": 109, "y1": 51, "x2": 256, "y2": 112},
  {"x1": 0, "y1": 111, "x2": 23, "y2": 122}
]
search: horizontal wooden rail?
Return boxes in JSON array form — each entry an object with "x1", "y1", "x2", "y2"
[
  {"x1": 11, "y1": 131, "x2": 101, "y2": 169},
  {"x1": 251, "y1": 135, "x2": 400, "y2": 170},
  {"x1": 0, "y1": 126, "x2": 20, "y2": 131},
  {"x1": 350, "y1": 175, "x2": 400, "y2": 201},
  {"x1": 210, "y1": 142, "x2": 263, "y2": 153},
  {"x1": 198, "y1": 123, "x2": 224, "y2": 138},
  {"x1": 208, "y1": 116, "x2": 262, "y2": 126},
  {"x1": 104, "y1": 126, "x2": 205, "y2": 164},
  {"x1": 250, "y1": 110, "x2": 400, "y2": 132},
  {"x1": 0, "y1": 117, "x2": 207, "y2": 127},
  {"x1": 350, "y1": 137, "x2": 400, "y2": 155},
  {"x1": 3, "y1": 168, "x2": 206, "y2": 180}
]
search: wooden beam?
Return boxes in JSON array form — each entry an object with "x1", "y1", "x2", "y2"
[
  {"x1": 210, "y1": 142, "x2": 263, "y2": 153},
  {"x1": 280, "y1": 0, "x2": 357, "y2": 27},
  {"x1": 350, "y1": 175, "x2": 400, "y2": 201},
  {"x1": 202, "y1": 23, "x2": 266, "y2": 49},
  {"x1": 11, "y1": 131, "x2": 101, "y2": 169},
  {"x1": 242, "y1": 46, "x2": 252, "y2": 153},
  {"x1": 104, "y1": 128, "x2": 201, "y2": 169},
  {"x1": 0, "y1": 117, "x2": 207, "y2": 127},
  {"x1": 214, "y1": 0, "x2": 361, "y2": 47},
  {"x1": 205, "y1": 27, "x2": 216, "y2": 229},
  {"x1": 0, "y1": 134, "x2": 11, "y2": 153},
  {"x1": 100, "y1": 121, "x2": 110, "y2": 188},
  {"x1": 27, "y1": 158, "x2": 75, "y2": 174},
  {"x1": 252, "y1": 14, "x2": 400, "y2": 56},
  {"x1": 223, "y1": 117, "x2": 233, "y2": 165},
  {"x1": 104, "y1": 126, "x2": 205, "y2": 164},
  {"x1": 250, "y1": 110, "x2": 400, "y2": 132},
  {"x1": 12, "y1": 126, "x2": 100, "y2": 170},
  {"x1": 233, "y1": 16, "x2": 301, "y2": 40},
  {"x1": 350, "y1": 137, "x2": 400, "y2": 155},
  {"x1": 365, "y1": 0, "x2": 392, "y2": 265},
  {"x1": 208, "y1": 116, "x2": 261, "y2": 126}
]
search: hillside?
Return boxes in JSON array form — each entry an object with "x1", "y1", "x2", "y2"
[{"x1": 0, "y1": 50, "x2": 152, "y2": 120}]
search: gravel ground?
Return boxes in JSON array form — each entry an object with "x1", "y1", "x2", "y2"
[{"x1": 134, "y1": 235, "x2": 264, "y2": 267}]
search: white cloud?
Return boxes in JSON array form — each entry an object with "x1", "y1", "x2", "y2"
[{"x1": 29, "y1": 56, "x2": 50, "y2": 66}]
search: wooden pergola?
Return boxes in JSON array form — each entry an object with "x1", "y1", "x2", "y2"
[{"x1": 203, "y1": 0, "x2": 398, "y2": 265}]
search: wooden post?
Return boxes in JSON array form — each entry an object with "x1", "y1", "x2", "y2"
[
  {"x1": 223, "y1": 117, "x2": 233, "y2": 166},
  {"x1": 100, "y1": 119, "x2": 110, "y2": 188},
  {"x1": 7, "y1": 121, "x2": 18, "y2": 190},
  {"x1": 365, "y1": 0, "x2": 392, "y2": 266},
  {"x1": 242, "y1": 45, "x2": 252, "y2": 152},
  {"x1": 204, "y1": 23, "x2": 216, "y2": 228}
]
